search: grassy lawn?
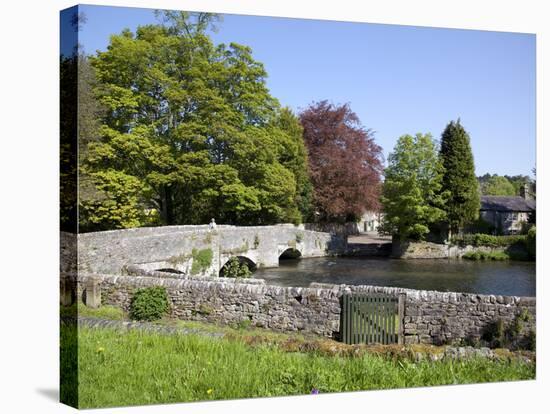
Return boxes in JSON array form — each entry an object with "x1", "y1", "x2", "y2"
[{"x1": 61, "y1": 323, "x2": 535, "y2": 408}]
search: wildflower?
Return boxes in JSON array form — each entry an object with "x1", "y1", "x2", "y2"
[
  {"x1": 206, "y1": 389, "x2": 213, "y2": 395},
  {"x1": 311, "y1": 388, "x2": 319, "y2": 395}
]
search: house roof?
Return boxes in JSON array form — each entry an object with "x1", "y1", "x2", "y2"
[{"x1": 480, "y1": 196, "x2": 535, "y2": 212}]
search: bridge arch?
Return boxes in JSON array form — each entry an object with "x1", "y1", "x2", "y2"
[
  {"x1": 278, "y1": 247, "x2": 302, "y2": 261},
  {"x1": 219, "y1": 255, "x2": 257, "y2": 277}
]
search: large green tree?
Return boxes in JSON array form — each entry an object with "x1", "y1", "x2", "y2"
[
  {"x1": 439, "y1": 120, "x2": 480, "y2": 236},
  {"x1": 380, "y1": 133, "x2": 447, "y2": 240},
  {"x1": 478, "y1": 174, "x2": 516, "y2": 196},
  {"x1": 80, "y1": 12, "x2": 310, "y2": 230}
]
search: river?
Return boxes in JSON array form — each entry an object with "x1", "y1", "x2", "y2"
[{"x1": 253, "y1": 257, "x2": 536, "y2": 296}]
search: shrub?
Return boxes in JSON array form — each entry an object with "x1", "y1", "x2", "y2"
[
  {"x1": 221, "y1": 257, "x2": 251, "y2": 278},
  {"x1": 481, "y1": 311, "x2": 535, "y2": 350},
  {"x1": 481, "y1": 319, "x2": 505, "y2": 347},
  {"x1": 466, "y1": 217, "x2": 496, "y2": 235},
  {"x1": 191, "y1": 248, "x2": 213, "y2": 275},
  {"x1": 130, "y1": 286, "x2": 169, "y2": 321},
  {"x1": 525, "y1": 330, "x2": 536, "y2": 351},
  {"x1": 452, "y1": 233, "x2": 526, "y2": 248},
  {"x1": 526, "y1": 226, "x2": 536, "y2": 259},
  {"x1": 462, "y1": 251, "x2": 509, "y2": 261}
]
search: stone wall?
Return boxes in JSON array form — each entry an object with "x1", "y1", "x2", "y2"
[
  {"x1": 401, "y1": 289, "x2": 536, "y2": 345},
  {"x1": 391, "y1": 240, "x2": 450, "y2": 259},
  {"x1": 75, "y1": 274, "x2": 342, "y2": 337},
  {"x1": 303, "y1": 222, "x2": 358, "y2": 237},
  {"x1": 392, "y1": 240, "x2": 527, "y2": 260},
  {"x1": 68, "y1": 274, "x2": 536, "y2": 345}
]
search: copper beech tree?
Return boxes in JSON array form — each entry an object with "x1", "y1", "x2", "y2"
[{"x1": 299, "y1": 101, "x2": 384, "y2": 222}]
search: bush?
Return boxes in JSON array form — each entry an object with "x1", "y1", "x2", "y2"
[
  {"x1": 452, "y1": 233, "x2": 526, "y2": 248},
  {"x1": 481, "y1": 311, "x2": 535, "y2": 350},
  {"x1": 130, "y1": 286, "x2": 169, "y2": 321},
  {"x1": 466, "y1": 217, "x2": 496, "y2": 235},
  {"x1": 462, "y1": 251, "x2": 509, "y2": 261},
  {"x1": 526, "y1": 226, "x2": 536, "y2": 259},
  {"x1": 221, "y1": 257, "x2": 251, "y2": 278},
  {"x1": 191, "y1": 248, "x2": 213, "y2": 275}
]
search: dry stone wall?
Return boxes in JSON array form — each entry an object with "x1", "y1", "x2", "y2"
[
  {"x1": 392, "y1": 240, "x2": 526, "y2": 260},
  {"x1": 69, "y1": 274, "x2": 536, "y2": 344}
]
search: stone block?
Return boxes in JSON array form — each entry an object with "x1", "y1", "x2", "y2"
[
  {"x1": 84, "y1": 276, "x2": 102, "y2": 309},
  {"x1": 60, "y1": 275, "x2": 76, "y2": 306}
]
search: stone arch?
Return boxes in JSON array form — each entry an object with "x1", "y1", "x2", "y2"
[
  {"x1": 279, "y1": 247, "x2": 302, "y2": 261},
  {"x1": 219, "y1": 255, "x2": 257, "y2": 276}
]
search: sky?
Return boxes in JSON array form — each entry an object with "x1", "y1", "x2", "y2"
[{"x1": 62, "y1": 4, "x2": 536, "y2": 177}]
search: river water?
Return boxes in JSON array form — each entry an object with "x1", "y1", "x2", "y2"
[{"x1": 253, "y1": 257, "x2": 536, "y2": 296}]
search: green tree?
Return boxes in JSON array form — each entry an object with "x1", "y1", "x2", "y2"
[
  {"x1": 439, "y1": 120, "x2": 480, "y2": 236},
  {"x1": 380, "y1": 133, "x2": 447, "y2": 240},
  {"x1": 273, "y1": 107, "x2": 314, "y2": 221},
  {"x1": 81, "y1": 12, "x2": 309, "y2": 229},
  {"x1": 479, "y1": 175, "x2": 516, "y2": 196},
  {"x1": 504, "y1": 174, "x2": 535, "y2": 197}
]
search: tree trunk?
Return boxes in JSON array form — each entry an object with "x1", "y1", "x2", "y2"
[{"x1": 160, "y1": 185, "x2": 174, "y2": 225}]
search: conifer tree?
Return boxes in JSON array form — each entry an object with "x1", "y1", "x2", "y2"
[{"x1": 439, "y1": 119, "x2": 480, "y2": 236}]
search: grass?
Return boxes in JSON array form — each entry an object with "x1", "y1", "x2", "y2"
[
  {"x1": 61, "y1": 324, "x2": 535, "y2": 408},
  {"x1": 60, "y1": 302, "x2": 126, "y2": 320}
]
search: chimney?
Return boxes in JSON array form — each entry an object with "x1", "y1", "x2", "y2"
[{"x1": 520, "y1": 183, "x2": 532, "y2": 200}]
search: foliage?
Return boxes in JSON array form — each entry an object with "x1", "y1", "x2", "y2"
[
  {"x1": 465, "y1": 216, "x2": 496, "y2": 235},
  {"x1": 526, "y1": 226, "x2": 536, "y2": 259},
  {"x1": 67, "y1": 325, "x2": 535, "y2": 408},
  {"x1": 439, "y1": 120, "x2": 480, "y2": 235},
  {"x1": 129, "y1": 287, "x2": 169, "y2": 321},
  {"x1": 191, "y1": 248, "x2": 214, "y2": 275},
  {"x1": 80, "y1": 12, "x2": 310, "y2": 230},
  {"x1": 275, "y1": 107, "x2": 314, "y2": 222},
  {"x1": 481, "y1": 319, "x2": 506, "y2": 346},
  {"x1": 451, "y1": 233, "x2": 527, "y2": 248},
  {"x1": 481, "y1": 311, "x2": 534, "y2": 349},
  {"x1": 380, "y1": 133, "x2": 447, "y2": 240},
  {"x1": 478, "y1": 174, "x2": 516, "y2": 196},
  {"x1": 462, "y1": 251, "x2": 510, "y2": 261},
  {"x1": 299, "y1": 101, "x2": 383, "y2": 222},
  {"x1": 60, "y1": 54, "x2": 78, "y2": 232},
  {"x1": 504, "y1": 174, "x2": 535, "y2": 197},
  {"x1": 221, "y1": 257, "x2": 251, "y2": 278},
  {"x1": 79, "y1": 169, "x2": 154, "y2": 230}
]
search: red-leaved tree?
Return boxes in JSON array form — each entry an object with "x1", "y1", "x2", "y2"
[{"x1": 299, "y1": 101, "x2": 383, "y2": 221}]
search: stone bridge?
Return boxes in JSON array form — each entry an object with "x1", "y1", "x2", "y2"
[{"x1": 76, "y1": 224, "x2": 346, "y2": 276}]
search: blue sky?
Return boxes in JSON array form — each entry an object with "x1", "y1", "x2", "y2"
[{"x1": 65, "y1": 4, "x2": 536, "y2": 177}]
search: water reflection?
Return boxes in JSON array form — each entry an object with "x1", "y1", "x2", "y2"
[{"x1": 254, "y1": 257, "x2": 536, "y2": 296}]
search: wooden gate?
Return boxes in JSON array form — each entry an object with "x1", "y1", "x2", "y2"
[{"x1": 341, "y1": 293, "x2": 405, "y2": 345}]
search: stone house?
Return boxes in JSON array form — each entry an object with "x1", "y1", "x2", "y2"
[
  {"x1": 356, "y1": 210, "x2": 383, "y2": 233},
  {"x1": 480, "y1": 185, "x2": 535, "y2": 235}
]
